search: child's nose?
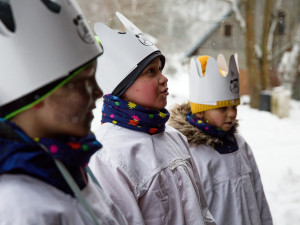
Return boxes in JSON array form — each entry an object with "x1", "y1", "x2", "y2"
[
  {"x1": 93, "y1": 82, "x2": 103, "y2": 99},
  {"x1": 159, "y1": 73, "x2": 168, "y2": 85},
  {"x1": 228, "y1": 107, "x2": 237, "y2": 117}
]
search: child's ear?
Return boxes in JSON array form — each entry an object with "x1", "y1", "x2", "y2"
[{"x1": 32, "y1": 102, "x2": 44, "y2": 110}]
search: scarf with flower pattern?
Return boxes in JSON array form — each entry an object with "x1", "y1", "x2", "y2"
[
  {"x1": 186, "y1": 112, "x2": 238, "y2": 154},
  {"x1": 102, "y1": 94, "x2": 170, "y2": 135},
  {"x1": 0, "y1": 119, "x2": 101, "y2": 196}
]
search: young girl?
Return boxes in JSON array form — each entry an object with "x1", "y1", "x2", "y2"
[
  {"x1": 169, "y1": 54, "x2": 273, "y2": 225},
  {"x1": 90, "y1": 12, "x2": 215, "y2": 225},
  {"x1": 0, "y1": 1, "x2": 127, "y2": 224}
]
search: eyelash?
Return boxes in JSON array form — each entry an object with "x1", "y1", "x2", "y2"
[{"x1": 147, "y1": 66, "x2": 162, "y2": 74}]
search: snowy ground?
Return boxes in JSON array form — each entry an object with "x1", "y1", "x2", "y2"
[
  {"x1": 237, "y1": 98, "x2": 300, "y2": 225},
  {"x1": 92, "y1": 68, "x2": 300, "y2": 224}
]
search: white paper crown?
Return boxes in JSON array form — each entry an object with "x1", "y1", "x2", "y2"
[
  {"x1": 94, "y1": 12, "x2": 160, "y2": 94},
  {"x1": 0, "y1": 0, "x2": 101, "y2": 107},
  {"x1": 189, "y1": 54, "x2": 240, "y2": 105}
]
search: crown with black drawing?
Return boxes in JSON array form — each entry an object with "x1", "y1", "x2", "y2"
[
  {"x1": 94, "y1": 12, "x2": 165, "y2": 96},
  {"x1": 0, "y1": 0, "x2": 102, "y2": 119},
  {"x1": 189, "y1": 54, "x2": 240, "y2": 114}
]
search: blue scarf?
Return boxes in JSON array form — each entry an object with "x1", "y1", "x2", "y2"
[
  {"x1": 186, "y1": 112, "x2": 238, "y2": 154},
  {"x1": 102, "y1": 94, "x2": 170, "y2": 135},
  {"x1": 0, "y1": 119, "x2": 102, "y2": 196}
]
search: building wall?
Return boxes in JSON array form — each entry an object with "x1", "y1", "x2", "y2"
[{"x1": 195, "y1": 13, "x2": 246, "y2": 69}]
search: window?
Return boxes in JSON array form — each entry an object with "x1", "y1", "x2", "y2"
[
  {"x1": 0, "y1": 0, "x2": 15, "y2": 32},
  {"x1": 224, "y1": 24, "x2": 232, "y2": 37},
  {"x1": 278, "y1": 11, "x2": 285, "y2": 35}
]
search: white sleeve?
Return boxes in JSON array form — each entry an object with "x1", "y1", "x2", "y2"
[
  {"x1": 244, "y1": 141, "x2": 273, "y2": 225},
  {"x1": 90, "y1": 152, "x2": 145, "y2": 225}
]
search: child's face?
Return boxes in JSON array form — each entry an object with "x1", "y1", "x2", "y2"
[
  {"x1": 38, "y1": 60, "x2": 103, "y2": 138},
  {"x1": 197, "y1": 106, "x2": 237, "y2": 131},
  {"x1": 122, "y1": 57, "x2": 168, "y2": 110}
]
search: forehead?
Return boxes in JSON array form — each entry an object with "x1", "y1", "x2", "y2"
[
  {"x1": 147, "y1": 57, "x2": 161, "y2": 66},
  {"x1": 205, "y1": 108, "x2": 225, "y2": 115},
  {"x1": 70, "y1": 60, "x2": 97, "y2": 81}
]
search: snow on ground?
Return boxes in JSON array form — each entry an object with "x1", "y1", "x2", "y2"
[
  {"x1": 92, "y1": 66, "x2": 300, "y2": 224},
  {"x1": 237, "y1": 98, "x2": 300, "y2": 225}
]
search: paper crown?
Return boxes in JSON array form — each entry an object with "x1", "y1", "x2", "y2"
[
  {"x1": 0, "y1": 0, "x2": 102, "y2": 118},
  {"x1": 189, "y1": 54, "x2": 240, "y2": 113},
  {"x1": 94, "y1": 12, "x2": 162, "y2": 94}
]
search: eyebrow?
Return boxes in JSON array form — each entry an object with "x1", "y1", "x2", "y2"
[{"x1": 147, "y1": 60, "x2": 162, "y2": 69}]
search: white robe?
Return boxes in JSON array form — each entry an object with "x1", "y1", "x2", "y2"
[
  {"x1": 189, "y1": 134, "x2": 273, "y2": 225},
  {"x1": 0, "y1": 173, "x2": 128, "y2": 225},
  {"x1": 90, "y1": 123, "x2": 215, "y2": 225}
]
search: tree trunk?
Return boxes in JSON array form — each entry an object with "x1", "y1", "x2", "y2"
[
  {"x1": 261, "y1": 0, "x2": 274, "y2": 90},
  {"x1": 245, "y1": 0, "x2": 261, "y2": 108}
]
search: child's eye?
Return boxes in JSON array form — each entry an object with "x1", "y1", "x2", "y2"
[
  {"x1": 85, "y1": 77, "x2": 94, "y2": 86},
  {"x1": 146, "y1": 68, "x2": 156, "y2": 74},
  {"x1": 218, "y1": 107, "x2": 227, "y2": 112}
]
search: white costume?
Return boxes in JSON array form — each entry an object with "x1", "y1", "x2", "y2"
[
  {"x1": 90, "y1": 124, "x2": 215, "y2": 225},
  {"x1": 189, "y1": 134, "x2": 273, "y2": 225},
  {"x1": 168, "y1": 102, "x2": 273, "y2": 225},
  {"x1": 0, "y1": 174, "x2": 127, "y2": 225}
]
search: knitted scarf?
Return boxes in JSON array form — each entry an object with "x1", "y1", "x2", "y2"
[
  {"x1": 0, "y1": 119, "x2": 101, "y2": 196},
  {"x1": 102, "y1": 94, "x2": 170, "y2": 135},
  {"x1": 186, "y1": 112, "x2": 238, "y2": 154}
]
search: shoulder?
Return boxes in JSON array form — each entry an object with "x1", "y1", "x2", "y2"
[
  {"x1": 0, "y1": 174, "x2": 128, "y2": 225},
  {"x1": 92, "y1": 124, "x2": 191, "y2": 185},
  {"x1": 0, "y1": 174, "x2": 71, "y2": 203},
  {"x1": 95, "y1": 123, "x2": 150, "y2": 142},
  {"x1": 234, "y1": 133, "x2": 254, "y2": 155}
]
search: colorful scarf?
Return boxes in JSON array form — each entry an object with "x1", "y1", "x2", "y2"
[
  {"x1": 102, "y1": 94, "x2": 170, "y2": 135},
  {"x1": 0, "y1": 119, "x2": 101, "y2": 196},
  {"x1": 186, "y1": 112, "x2": 238, "y2": 154}
]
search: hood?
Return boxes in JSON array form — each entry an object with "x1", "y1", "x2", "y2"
[{"x1": 168, "y1": 102, "x2": 238, "y2": 147}]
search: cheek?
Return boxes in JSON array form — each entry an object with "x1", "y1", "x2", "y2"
[
  {"x1": 51, "y1": 94, "x2": 88, "y2": 122},
  {"x1": 204, "y1": 113, "x2": 221, "y2": 126},
  {"x1": 132, "y1": 83, "x2": 156, "y2": 99}
]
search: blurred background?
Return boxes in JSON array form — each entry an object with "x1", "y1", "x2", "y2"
[
  {"x1": 78, "y1": 0, "x2": 300, "y2": 116},
  {"x1": 77, "y1": 0, "x2": 300, "y2": 224}
]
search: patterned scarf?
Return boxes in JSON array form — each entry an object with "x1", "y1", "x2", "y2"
[
  {"x1": 0, "y1": 120, "x2": 102, "y2": 196},
  {"x1": 102, "y1": 94, "x2": 170, "y2": 135},
  {"x1": 186, "y1": 112, "x2": 238, "y2": 154}
]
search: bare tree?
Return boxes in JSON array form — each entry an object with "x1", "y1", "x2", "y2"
[
  {"x1": 260, "y1": 0, "x2": 275, "y2": 91},
  {"x1": 245, "y1": 0, "x2": 261, "y2": 108}
]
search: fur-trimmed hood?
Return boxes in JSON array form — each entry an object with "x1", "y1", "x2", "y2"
[{"x1": 168, "y1": 102, "x2": 238, "y2": 147}]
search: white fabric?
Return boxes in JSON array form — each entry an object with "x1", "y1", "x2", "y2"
[
  {"x1": 188, "y1": 133, "x2": 273, "y2": 225},
  {"x1": 0, "y1": 174, "x2": 128, "y2": 225},
  {"x1": 90, "y1": 123, "x2": 215, "y2": 225}
]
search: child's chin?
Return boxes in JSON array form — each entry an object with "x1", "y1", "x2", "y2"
[{"x1": 68, "y1": 127, "x2": 90, "y2": 138}]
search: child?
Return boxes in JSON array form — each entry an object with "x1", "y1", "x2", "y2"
[
  {"x1": 90, "y1": 12, "x2": 215, "y2": 225},
  {"x1": 169, "y1": 54, "x2": 273, "y2": 225},
  {"x1": 0, "y1": 1, "x2": 127, "y2": 224}
]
